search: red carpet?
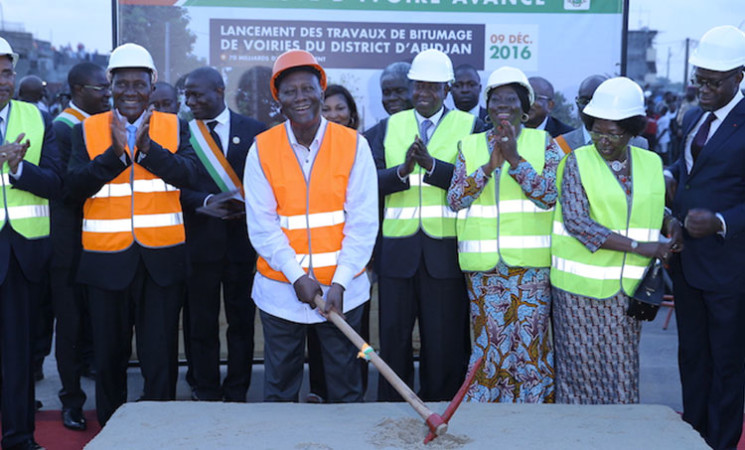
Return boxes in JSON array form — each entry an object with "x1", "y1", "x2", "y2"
[{"x1": 35, "y1": 410, "x2": 100, "y2": 450}]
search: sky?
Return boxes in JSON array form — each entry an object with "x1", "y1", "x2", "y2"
[{"x1": 1, "y1": 0, "x2": 744, "y2": 83}]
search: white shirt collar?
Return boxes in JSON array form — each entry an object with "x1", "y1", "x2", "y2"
[
  {"x1": 0, "y1": 102, "x2": 9, "y2": 128},
  {"x1": 206, "y1": 104, "x2": 230, "y2": 126},
  {"x1": 115, "y1": 108, "x2": 145, "y2": 129},
  {"x1": 536, "y1": 116, "x2": 548, "y2": 131},
  {"x1": 285, "y1": 115, "x2": 327, "y2": 150},
  {"x1": 467, "y1": 104, "x2": 480, "y2": 117},
  {"x1": 582, "y1": 125, "x2": 591, "y2": 145},
  {"x1": 712, "y1": 89, "x2": 744, "y2": 122},
  {"x1": 415, "y1": 107, "x2": 445, "y2": 127}
]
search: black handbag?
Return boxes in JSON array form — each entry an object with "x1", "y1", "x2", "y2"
[{"x1": 627, "y1": 258, "x2": 665, "y2": 321}]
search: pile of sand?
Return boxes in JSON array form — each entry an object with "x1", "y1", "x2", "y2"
[{"x1": 367, "y1": 417, "x2": 472, "y2": 449}]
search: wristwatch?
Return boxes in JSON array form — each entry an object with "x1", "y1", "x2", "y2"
[{"x1": 629, "y1": 240, "x2": 639, "y2": 252}]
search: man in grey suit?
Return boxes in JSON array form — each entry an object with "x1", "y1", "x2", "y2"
[{"x1": 555, "y1": 74, "x2": 648, "y2": 154}]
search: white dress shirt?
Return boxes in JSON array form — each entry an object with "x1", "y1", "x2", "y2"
[
  {"x1": 1, "y1": 102, "x2": 24, "y2": 178},
  {"x1": 683, "y1": 90, "x2": 744, "y2": 174},
  {"x1": 205, "y1": 105, "x2": 230, "y2": 155},
  {"x1": 244, "y1": 117, "x2": 378, "y2": 324}
]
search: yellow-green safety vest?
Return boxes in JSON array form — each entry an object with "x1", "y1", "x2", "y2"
[
  {"x1": 456, "y1": 128, "x2": 552, "y2": 271},
  {"x1": 383, "y1": 109, "x2": 475, "y2": 238},
  {"x1": 1, "y1": 100, "x2": 49, "y2": 239},
  {"x1": 550, "y1": 144, "x2": 664, "y2": 299}
]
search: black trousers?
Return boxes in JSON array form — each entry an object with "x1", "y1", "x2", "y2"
[
  {"x1": 307, "y1": 301, "x2": 371, "y2": 400},
  {"x1": 87, "y1": 262, "x2": 184, "y2": 426},
  {"x1": 0, "y1": 252, "x2": 37, "y2": 449},
  {"x1": 378, "y1": 268, "x2": 470, "y2": 402},
  {"x1": 185, "y1": 260, "x2": 255, "y2": 402},
  {"x1": 260, "y1": 304, "x2": 365, "y2": 403},
  {"x1": 672, "y1": 266, "x2": 745, "y2": 450},
  {"x1": 50, "y1": 266, "x2": 92, "y2": 410}
]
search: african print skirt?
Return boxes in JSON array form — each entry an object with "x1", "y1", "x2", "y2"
[
  {"x1": 552, "y1": 287, "x2": 641, "y2": 404},
  {"x1": 464, "y1": 262, "x2": 554, "y2": 403}
]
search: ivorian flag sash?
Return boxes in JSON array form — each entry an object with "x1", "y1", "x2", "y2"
[
  {"x1": 55, "y1": 107, "x2": 87, "y2": 128},
  {"x1": 188, "y1": 120, "x2": 244, "y2": 198}
]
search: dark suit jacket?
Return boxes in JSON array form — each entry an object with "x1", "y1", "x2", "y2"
[
  {"x1": 180, "y1": 110, "x2": 266, "y2": 264},
  {"x1": 67, "y1": 116, "x2": 201, "y2": 290},
  {"x1": 372, "y1": 108, "x2": 478, "y2": 279},
  {"x1": 51, "y1": 118, "x2": 86, "y2": 271},
  {"x1": 544, "y1": 116, "x2": 574, "y2": 138},
  {"x1": 670, "y1": 99, "x2": 745, "y2": 292},
  {"x1": 0, "y1": 106, "x2": 62, "y2": 284}
]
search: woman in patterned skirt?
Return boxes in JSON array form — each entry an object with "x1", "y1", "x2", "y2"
[
  {"x1": 448, "y1": 67, "x2": 560, "y2": 402},
  {"x1": 550, "y1": 77, "x2": 683, "y2": 404}
]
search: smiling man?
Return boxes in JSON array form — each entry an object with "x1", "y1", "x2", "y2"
[
  {"x1": 180, "y1": 66, "x2": 265, "y2": 403},
  {"x1": 372, "y1": 49, "x2": 478, "y2": 403},
  {"x1": 666, "y1": 25, "x2": 745, "y2": 450},
  {"x1": 244, "y1": 50, "x2": 377, "y2": 402},
  {"x1": 66, "y1": 43, "x2": 200, "y2": 427},
  {"x1": 0, "y1": 36, "x2": 62, "y2": 450}
]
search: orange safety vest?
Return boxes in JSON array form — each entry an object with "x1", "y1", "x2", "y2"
[
  {"x1": 255, "y1": 122, "x2": 357, "y2": 285},
  {"x1": 81, "y1": 111, "x2": 185, "y2": 252}
]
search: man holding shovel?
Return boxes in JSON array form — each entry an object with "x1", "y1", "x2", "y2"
[{"x1": 244, "y1": 50, "x2": 378, "y2": 402}]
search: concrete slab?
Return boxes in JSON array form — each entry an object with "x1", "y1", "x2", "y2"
[{"x1": 86, "y1": 402, "x2": 707, "y2": 449}]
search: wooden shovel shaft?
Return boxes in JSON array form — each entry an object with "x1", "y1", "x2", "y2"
[{"x1": 313, "y1": 295, "x2": 436, "y2": 422}]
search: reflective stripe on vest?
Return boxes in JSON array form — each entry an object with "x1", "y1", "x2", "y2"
[
  {"x1": 550, "y1": 144, "x2": 664, "y2": 299},
  {"x1": 255, "y1": 121, "x2": 358, "y2": 285},
  {"x1": 455, "y1": 129, "x2": 553, "y2": 271},
  {"x1": 1, "y1": 100, "x2": 50, "y2": 239},
  {"x1": 383, "y1": 109, "x2": 475, "y2": 239},
  {"x1": 81, "y1": 111, "x2": 185, "y2": 252}
]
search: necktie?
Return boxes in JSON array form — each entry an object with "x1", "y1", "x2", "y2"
[
  {"x1": 420, "y1": 119, "x2": 433, "y2": 145},
  {"x1": 207, "y1": 120, "x2": 224, "y2": 154},
  {"x1": 690, "y1": 112, "x2": 716, "y2": 162},
  {"x1": 126, "y1": 124, "x2": 137, "y2": 153}
]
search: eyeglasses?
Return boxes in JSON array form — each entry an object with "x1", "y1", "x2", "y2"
[
  {"x1": 690, "y1": 70, "x2": 740, "y2": 90},
  {"x1": 589, "y1": 130, "x2": 626, "y2": 144},
  {"x1": 0, "y1": 69, "x2": 15, "y2": 81},
  {"x1": 82, "y1": 84, "x2": 111, "y2": 92}
]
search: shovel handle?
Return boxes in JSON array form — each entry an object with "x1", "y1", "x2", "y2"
[{"x1": 313, "y1": 295, "x2": 440, "y2": 426}]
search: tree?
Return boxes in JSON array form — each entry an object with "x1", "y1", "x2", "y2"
[{"x1": 119, "y1": 5, "x2": 205, "y2": 84}]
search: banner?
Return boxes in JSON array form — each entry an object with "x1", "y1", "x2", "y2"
[{"x1": 117, "y1": 0, "x2": 625, "y2": 129}]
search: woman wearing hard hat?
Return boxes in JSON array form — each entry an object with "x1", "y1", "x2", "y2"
[
  {"x1": 448, "y1": 66, "x2": 562, "y2": 403},
  {"x1": 550, "y1": 77, "x2": 683, "y2": 404}
]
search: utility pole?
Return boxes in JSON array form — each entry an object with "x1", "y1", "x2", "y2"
[
  {"x1": 683, "y1": 38, "x2": 690, "y2": 87},
  {"x1": 666, "y1": 46, "x2": 671, "y2": 80}
]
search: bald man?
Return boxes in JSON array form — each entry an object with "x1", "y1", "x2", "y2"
[
  {"x1": 525, "y1": 76, "x2": 573, "y2": 138},
  {"x1": 181, "y1": 67, "x2": 266, "y2": 402},
  {"x1": 18, "y1": 75, "x2": 49, "y2": 113}
]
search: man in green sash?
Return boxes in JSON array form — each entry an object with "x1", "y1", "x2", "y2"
[
  {"x1": 181, "y1": 67, "x2": 266, "y2": 402},
  {"x1": 0, "y1": 36, "x2": 62, "y2": 450},
  {"x1": 372, "y1": 49, "x2": 479, "y2": 402}
]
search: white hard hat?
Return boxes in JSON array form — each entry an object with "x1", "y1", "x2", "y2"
[
  {"x1": 583, "y1": 77, "x2": 645, "y2": 121},
  {"x1": 0, "y1": 37, "x2": 19, "y2": 68},
  {"x1": 407, "y1": 49, "x2": 454, "y2": 83},
  {"x1": 107, "y1": 43, "x2": 158, "y2": 83},
  {"x1": 483, "y1": 66, "x2": 534, "y2": 105},
  {"x1": 689, "y1": 25, "x2": 745, "y2": 72}
]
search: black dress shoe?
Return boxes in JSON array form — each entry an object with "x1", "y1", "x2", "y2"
[{"x1": 62, "y1": 408, "x2": 87, "y2": 431}]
